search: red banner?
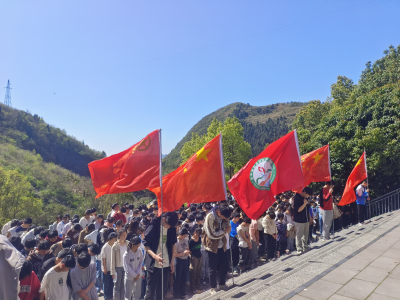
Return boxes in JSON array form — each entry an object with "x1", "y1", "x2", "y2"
[
  {"x1": 88, "y1": 130, "x2": 160, "y2": 198},
  {"x1": 228, "y1": 131, "x2": 304, "y2": 219}
]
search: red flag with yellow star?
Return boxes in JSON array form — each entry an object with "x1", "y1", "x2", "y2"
[
  {"x1": 339, "y1": 152, "x2": 368, "y2": 206},
  {"x1": 301, "y1": 144, "x2": 331, "y2": 187},
  {"x1": 88, "y1": 130, "x2": 160, "y2": 199},
  {"x1": 149, "y1": 134, "x2": 226, "y2": 214}
]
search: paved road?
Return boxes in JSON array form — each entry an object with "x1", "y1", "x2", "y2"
[{"x1": 99, "y1": 210, "x2": 400, "y2": 300}]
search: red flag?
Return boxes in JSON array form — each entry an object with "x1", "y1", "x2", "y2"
[
  {"x1": 301, "y1": 145, "x2": 331, "y2": 187},
  {"x1": 149, "y1": 134, "x2": 226, "y2": 214},
  {"x1": 88, "y1": 130, "x2": 160, "y2": 198},
  {"x1": 339, "y1": 152, "x2": 367, "y2": 206},
  {"x1": 228, "y1": 131, "x2": 304, "y2": 219}
]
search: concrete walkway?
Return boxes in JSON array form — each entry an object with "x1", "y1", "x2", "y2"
[
  {"x1": 290, "y1": 225, "x2": 400, "y2": 300},
  {"x1": 98, "y1": 210, "x2": 400, "y2": 300}
]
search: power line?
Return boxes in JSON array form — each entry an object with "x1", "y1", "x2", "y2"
[{"x1": 4, "y1": 80, "x2": 12, "y2": 107}]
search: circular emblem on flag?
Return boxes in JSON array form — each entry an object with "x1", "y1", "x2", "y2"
[
  {"x1": 137, "y1": 135, "x2": 151, "y2": 151},
  {"x1": 250, "y1": 157, "x2": 276, "y2": 190}
]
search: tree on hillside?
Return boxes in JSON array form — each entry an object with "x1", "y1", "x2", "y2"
[
  {"x1": 292, "y1": 45, "x2": 400, "y2": 197},
  {"x1": 180, "y1": 117, "x2": 251, "y2": 179},
  {"x1": 0, "y1": 168, "x2": 42, "y2": 225},
  {"x1": 329, "y1": 76, "x2": 356, "y2": 105}
]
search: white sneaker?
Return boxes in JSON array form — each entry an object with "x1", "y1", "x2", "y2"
[
  {"x1": 210, "y1": 288, "x2": 217, "y2": 295},
  {"x1": 358, "y1": 223, "x2": 362, "y2": 226}
]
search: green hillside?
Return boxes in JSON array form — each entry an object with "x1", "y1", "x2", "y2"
[
  {"x1": 162, "y1": 102, "x2": 305, "y2": 174},
  {"x1": 0, "y1": 141, "x2": 138, "y2": 228},
  {"x1": 0, "y1": 105, "x2": 139, "y2": 228},
  {"x1": 0, "y1": 104, "x2": 105, "y2": 176}
]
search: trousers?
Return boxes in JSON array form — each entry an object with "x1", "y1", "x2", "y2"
[
  {"x1": 276, "y1": 240, "x2": 287, "y2": 254},
  {"x1": 103, "y1": 271, "x2": 114, "y2": 300},
  {"x1": 294, "y1": 222, "x2": 309, "y2": 252},
  {"x1": 266, "y1": 234, "x2": 276, "y2": 259},
  {"x1": 320, "y1": 209, "x2": 333, "y2": 239},
  {"x1": 286, "y1": 237, "x2": 294, "y2": 252},
  {"x1": 239, "y1": 247, "x2": 250, "y2": 268},
  {"x1": 113, "y1": 266, "x2": 125, "y2": 300},
  {"x1": 125, "y1": 276, "x2": 142, "y2": 300},
  {"x1": 174, "y1": 259, "x2": 188, "y2": 298},
  {"x1": 230, "y1": 236, "x2": 239, "y2": 268},
  {"x1": 201, "y1": 249, "x2": 209, "y2": 279},
  {"x1": 96, "y1": 260, "x2": 103, "y2": 293},
  {"x1": 249, "y1": 240, "x2": 258, "y2": 265},
  {"x1": 258, "y1": 230, "x2": 265, "y2": 256},
  {"x1": 357, "y1": 204, "x2": 366, "y2": 223},
  {"x1": 207, "y1": 248, "x2": 229, "y2": 289},
  {"x1": 189, "y1": 256, "x2": 202, "y2": 292},
  {"x1": 144, "y1": 266, "x2": 170, "y2": 300}
]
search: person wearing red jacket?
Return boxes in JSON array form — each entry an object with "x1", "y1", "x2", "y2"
[
  {"x1": 113, "y1": 207, "x2": 127, "y2": 224},
  {"x1": 319, "y1": 181, "x2": 335, "y2": 241},
  {"x1": 19, "y1": 261, "x2": 41, "y2": 300}
]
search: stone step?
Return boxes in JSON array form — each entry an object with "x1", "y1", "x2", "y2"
[{"x1": 189, "y1": 210, "x2": 400, "y2": 300}]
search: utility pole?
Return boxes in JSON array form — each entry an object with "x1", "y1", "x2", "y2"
[{"x1": 4, "y1": 80, "x2": 12, "y2": 107}]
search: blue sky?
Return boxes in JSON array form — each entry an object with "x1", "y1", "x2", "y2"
[{"x1": 1, "y1": 0, "x2": 399, "y2": 156}]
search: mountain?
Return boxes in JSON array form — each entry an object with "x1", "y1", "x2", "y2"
[
  {"x1": 162, "y1": 101, "x2": 306, "y2": 174},
  {"x1": 0, "y1": 104, "x2": 105, "y2": 176}
]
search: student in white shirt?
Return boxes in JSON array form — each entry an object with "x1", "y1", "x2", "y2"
[
  {"x1": 80, "y1": 209, "x2": 93, "y2": 229},
  {"x1": 111, "y1": 229, "x2": 127, "y2": 300},
  {"x1": 1, "y1": 219, "x2": 18, "y2": 236},
  {"x1": 57, "y1": 215, "x2": 69, "y2": 238},
  {"x1": 101, "y1": 232, "x2": 118, "y2": 300},
  {"x1": 123, "y1": 235, "x2": 143, "y2": 300},
  {"x1": 39, "y1": 255, "x2": 76, "y2": 300}
]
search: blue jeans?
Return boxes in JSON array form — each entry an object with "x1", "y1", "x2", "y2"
[
  {"x1": 141, "y1": 270, "x2": 147, "y2": 299},
  {"x1": 96, "y1": 260, "x2": 103, "y2": 293},
  {"x1": 103, "y1": 271, "x2": 114, "y2": 299},
  {"x1": 319, "y1": 209, "x2": 323, "y2": 234}
]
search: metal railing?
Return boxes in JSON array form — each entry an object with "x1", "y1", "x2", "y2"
[{"x1": 367, "y1": 188, "x2": 400, "y2": 219}]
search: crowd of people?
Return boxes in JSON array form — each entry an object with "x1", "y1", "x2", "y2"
[{"x1": 1, "y1": 180, "x2": 370, "y2": 300}]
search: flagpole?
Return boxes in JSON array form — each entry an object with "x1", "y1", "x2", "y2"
[
  {"x1": 328, "y1": 143, "x2": 334, "y2": 240},
  {"x1": 219, "y1": 133, "x2": 234, "y2": 285},
  {"x1": 365, "y1": 149, "x2": 371, "y2": 222},
  {"x1": 328, "y1": 143, "x2": 332, "y2": 183},
  {"x1": 159, "y1": 129, "x2": 164, "y2": 300}
]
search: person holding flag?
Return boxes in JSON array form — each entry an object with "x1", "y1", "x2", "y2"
[
  {"x1": 293, "y1": 187, "x2": 314, "y2": 254},
  {"x1": 339, "y1": 152, "x2": 369, "y2": 226},
  {"x1": 356, "y1": 179, "x2": 370, "y2": 225}
]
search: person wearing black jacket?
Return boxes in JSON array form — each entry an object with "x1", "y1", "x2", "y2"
[
  {"x1": 39, "y1": 248, "x2": 73, "y2": 282},
  {"x1": 143, "y1": 212, "x2": 178, "y2": 300},
  {"x1": 293, "y1": 187, "x2": 313, "y2": 254}
]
